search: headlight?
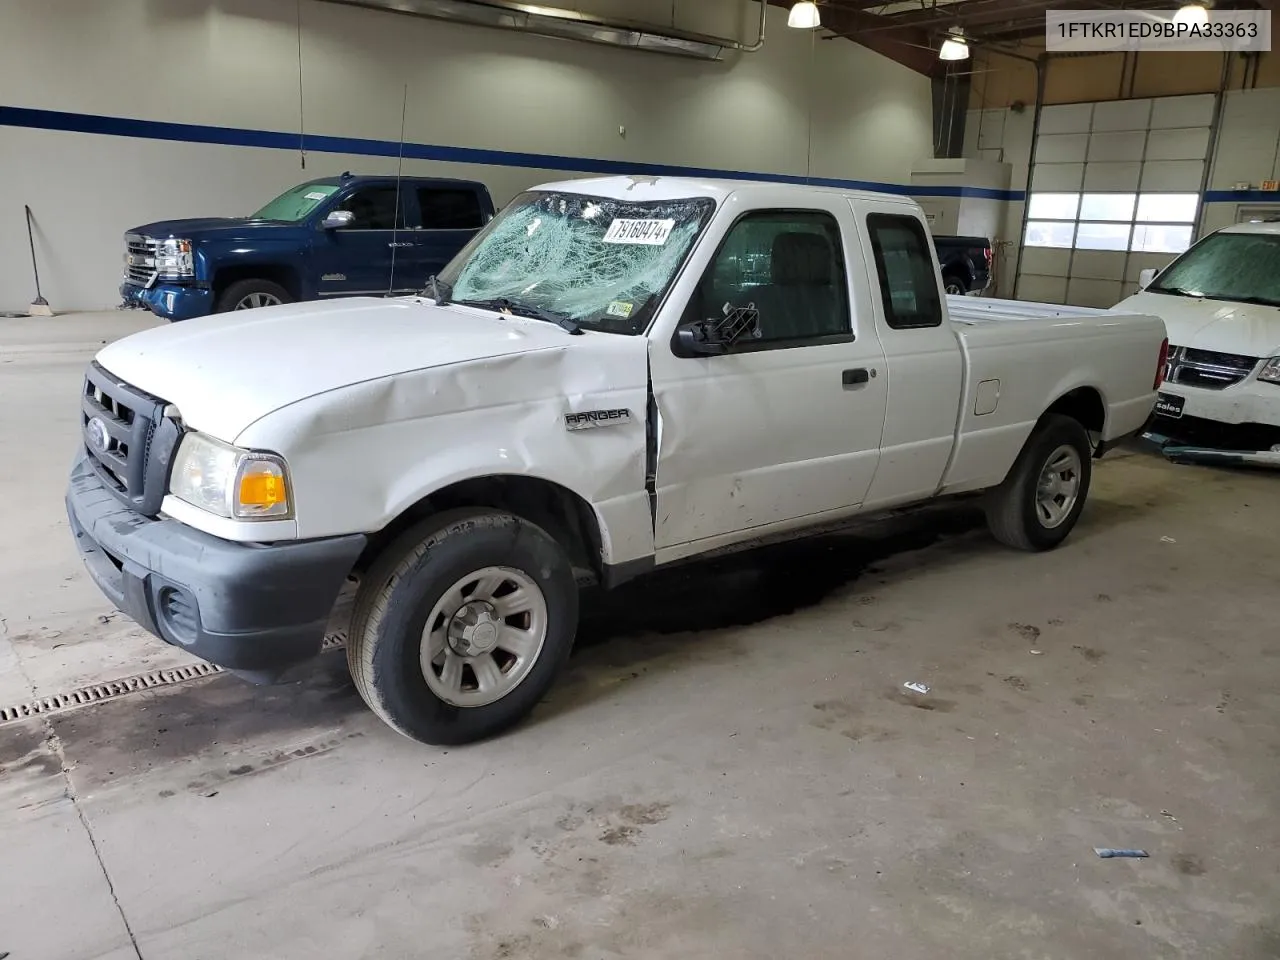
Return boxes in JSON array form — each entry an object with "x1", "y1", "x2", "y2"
[
  {"x1": 155, "y1": 238, "x2": 194, "y2": 279},
  {"x1": 1259, "y1": 357, "x2": 1280, "y2": 385},
  {"x1": 169, "y1": 432, "x2": 291, "y2": 520}
]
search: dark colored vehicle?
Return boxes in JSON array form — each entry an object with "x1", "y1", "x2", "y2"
[
  {"x1": 934, "y1": 235, "x2": 993, "y2": 295},
  {"x1": 120, "y1": 173, "x2": 496, "y2": 321}
]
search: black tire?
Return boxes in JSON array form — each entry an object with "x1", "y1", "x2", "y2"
[
  {"x1": 214, "y1": 278, "x2": 293, "y2": 313},
  {"x1": 984, "y1": 414, "x2": 1093, "y2": 552},
  {"x1": 347, "y1": 509, "x2": 579, "y2": 745},
  {"x1": 943, "y1": 272, "x2": 969, "y2": 296}
]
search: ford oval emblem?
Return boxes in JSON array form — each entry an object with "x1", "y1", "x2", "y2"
[{"x1": 87, "y1": 417, "x2": 111, "y2": 452}]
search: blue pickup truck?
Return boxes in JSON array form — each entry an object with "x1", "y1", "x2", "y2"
[{"x1": 121, "y1": 173, "x2": 495, "y2": 321}]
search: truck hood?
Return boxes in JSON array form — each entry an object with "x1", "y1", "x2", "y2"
[
  {"x1": 1118, "y1": 291, "x2": 1280, "y2": 358},
  {"x1": 129, "y1": 217, "x2": 295, "y2": 241},
  {"x1": 94, "y1": 297, "x2": 589, "y2": 441}
]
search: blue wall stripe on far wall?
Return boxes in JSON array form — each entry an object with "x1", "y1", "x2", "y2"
[
  {"x1": 1203, "y1": 189, "x2": 1280, "y2": 204},
  {"x1": 1, "y1": 104, "x2": 1026, "y2": 203}
]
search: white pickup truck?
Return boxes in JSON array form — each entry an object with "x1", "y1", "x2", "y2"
[{"x1": 67, "y1": 176, "x2": 1167, "y2": 745}]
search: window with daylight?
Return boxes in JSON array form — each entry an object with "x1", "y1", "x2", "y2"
[{"x1": 1024, "y1": 191, "x2": 1200, "y2": 255}]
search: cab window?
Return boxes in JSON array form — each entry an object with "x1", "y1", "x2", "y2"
[
  {"x1": 685, "y1": 210, "x2": 851, "y2": 346},
  {"x1": 867, "y1": 214, "x2": 943, "y2": 330}
]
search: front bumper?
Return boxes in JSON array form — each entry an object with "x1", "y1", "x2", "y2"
[
  {"x1": 120, "y1": 281, "x2": 214, "y2": 322},
  {"x1": 1155, "y1": 380, "x2": 1280, "y2": 447},
  {"x1": 1160, "y1": 380, "x2": 1280, "y2": 427},
  {"x1": 66, "y1": 454, "x2": 366, "y2": 680}
]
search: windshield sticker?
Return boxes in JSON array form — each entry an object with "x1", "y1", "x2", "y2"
[
  {"x1": 449, "y1": 196, "x2": 712, "y2": 325},
  {"x1": 304, "y1": 191, "x2": 330, "y2": 201},
  {"x1": 603, "y1": 219, "x2": 676, "y2": 246}
]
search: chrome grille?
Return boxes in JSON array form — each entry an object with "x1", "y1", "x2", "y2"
[
  {"x1": 123, "y1": 234, "x2": 159, "y2": 287},
  {"x1": 1164, "y1": 345, "x2": 1258, "y2": 391}
]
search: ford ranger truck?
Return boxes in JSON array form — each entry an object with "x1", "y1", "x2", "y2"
[
  {"x1": 68, "y1": 176, "x2": 1167, "y2": 746},
  {"x1": 1116, "y1": 220, "x2": 1280, "y2": 450},
  {"x1": 120, "y1": 172, "x2": 495, "y2": 320}
]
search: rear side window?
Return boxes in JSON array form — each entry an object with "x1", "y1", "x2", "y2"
[
  {"x1": 418, "y1": 188, "x2": 485, "y2": 229},
  {"x1": 867, "y1": 213, "x2": 943, "y2": 330}
]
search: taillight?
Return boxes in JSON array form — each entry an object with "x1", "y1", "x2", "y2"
[
  {"x1": 1155, "y1": 337, "x2": 1169, "y2": 389},
  {"x1": 984, "y1": 247, "x2": 993, "y2": 266}
]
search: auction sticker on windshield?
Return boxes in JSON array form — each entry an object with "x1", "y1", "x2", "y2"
[{"x1": 603, "y1": 219, "x2": 676, "y2": 245}]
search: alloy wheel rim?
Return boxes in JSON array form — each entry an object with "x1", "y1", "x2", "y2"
[{"x1": 234, "y1": 292, "x2": 283, "y2": 309}]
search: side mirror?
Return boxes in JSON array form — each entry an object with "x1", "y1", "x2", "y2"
[
  {"x1": 676, "y1": 302, "x2": 761, "y2": 356},
  {"x1": 1138, "y1": 267, "x2": 1159, "y2": 289},
  {"x1": 322, "y1": 210, "x2": 355, "y2": 230}
]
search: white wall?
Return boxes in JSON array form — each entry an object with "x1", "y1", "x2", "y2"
[
  {"x1": 963, "y1": 105, "x2": 1034, "y2": 298},
  {"x1": 0, "y1": 0, "x2": 936, "y2": 312},
  {"x1": 1202, "y1": 87, "x2": 1280, "y2": 233}
]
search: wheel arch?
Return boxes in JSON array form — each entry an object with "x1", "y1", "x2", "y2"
[
  {"x1": 1043, "y1": 385, "x2": 1108, "y2": 450},
  {"x1": 354, "y1": 473, "x2": 607, "y2": 584},
  {"x1": 213, "y1": 262, "x2": 302, "y2": 301},
  {"x1": 941, "y1": 260, "x2": 973, "y2": 288}
]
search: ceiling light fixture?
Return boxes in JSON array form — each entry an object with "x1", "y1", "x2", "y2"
[
  {"x1": 938, "y1": 25, "x2": 969, "y2": 60},
  {"x1": 1173, "y1": 2, "x2": 1210, "y2": 27},
  {"x1": 787, "y1": 1, "x2": 821, "y2": 29}
]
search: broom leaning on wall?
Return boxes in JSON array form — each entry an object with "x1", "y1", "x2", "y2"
[{"x1": 25, "y1": 204, "x2": 53, "y2": 317}]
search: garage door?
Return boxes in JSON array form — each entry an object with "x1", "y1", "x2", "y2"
[{"x1": 1016, "y1": 94, "x2": 1214, "y2": 308}]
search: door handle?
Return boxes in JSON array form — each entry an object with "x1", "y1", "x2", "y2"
[
  {"x1": 842, "y1": 368, "x2": 873, "y2": 387},
  {"x1": 387, "y1": 241, "x2": 415, "y2": 248}
]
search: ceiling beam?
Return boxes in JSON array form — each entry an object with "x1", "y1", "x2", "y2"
[
  {"x1": 874, "y1": 0, "x2": 1061, "y2": 32},
  {"x1": 826, "y1": 3, "x2": 943, "y2": 73},
  {"x1": 766, "y1": 1, "x2": 942, "y2": 75}
]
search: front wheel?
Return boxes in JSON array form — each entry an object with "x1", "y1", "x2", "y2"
[
  {"x1": 984, "y1": 414, "x2": 1092, "y2": 551},
  {"x1": 347, "y1": 509, "x2": 579, "y2": 745},
  {"x1": 214, "y1": 278, "x2": 293, "y2": 312}
]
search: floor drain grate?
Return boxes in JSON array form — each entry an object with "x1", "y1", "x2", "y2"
[{"x1": 0, "y1": 635, "x2": 346, "y2": 726}]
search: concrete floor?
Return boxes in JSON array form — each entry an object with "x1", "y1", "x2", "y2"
[{"x1": 2, "y1": 313, "x2": 1279, "y2": 960}]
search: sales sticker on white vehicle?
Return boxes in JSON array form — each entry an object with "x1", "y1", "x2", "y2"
[
  {"x1": 1155, "y1": 392, "x2": 1185, "y2": 419},
  {"x1": 603, "y1": 218, "x2": 675, "y2": 245},
  {"x1": 606, "y1": 301, "x2": 634, "y2": 318}
]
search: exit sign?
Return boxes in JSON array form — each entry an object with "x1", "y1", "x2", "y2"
[{"x1": 1262, "y1": 180, "x2": 1279, "y2": 192}]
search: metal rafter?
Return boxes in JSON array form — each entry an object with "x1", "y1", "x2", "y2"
[{"x1": 770, "y1": 0, "x2": 1268, "y2": 72}]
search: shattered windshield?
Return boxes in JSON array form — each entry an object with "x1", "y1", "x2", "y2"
[
  {"x1": 437, "y1": 190, "x2": 717, "y2": 335},
  {"x1": 1149, "y1": 231, "x2": 1280, "y2": 306}
]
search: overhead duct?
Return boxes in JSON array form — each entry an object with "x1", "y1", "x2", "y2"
[{"x1": 314, "y1": 0, "x2": 766, "y2": 61}]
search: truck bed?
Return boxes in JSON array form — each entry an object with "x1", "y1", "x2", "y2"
[{"x1": 946, "y1": 295, "x2": 1119, "y2": 325}]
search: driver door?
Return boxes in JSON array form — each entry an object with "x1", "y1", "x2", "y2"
[
  {"x1": 312, "y1": 183, "x2": 407, "y2": 297},
  {"x1": 649, "y1": 200, "x2": 888, "y2": 555}
]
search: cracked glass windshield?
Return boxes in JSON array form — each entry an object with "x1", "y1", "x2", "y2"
[
  {"x1": 437, "y1": 190, "x2": 717, "y2": 334},
  {"x1": 1149, "y1": 231, "x2": 1280, "y2": 306}
]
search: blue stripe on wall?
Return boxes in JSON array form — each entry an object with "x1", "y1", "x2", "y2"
[
  {"x1": 1204, "y1": 189, "x2": 1280, "y2": 204},
  {"x1": 1, "y1": 105, "x2": 1026, "y2": 203}
]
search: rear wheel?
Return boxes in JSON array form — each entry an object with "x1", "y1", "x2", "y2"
[
  {"x1": 985, "y1": 414, "x2": 1092, "y2": 551},
  {"x1": 215, "y1": 278, "x2": 292, "y2": 312},
  {"x1": 943, "y1": 272, "x2": 968, "y2": 296},
  {"x1": 347, "y1": 509, "x2": 578, "y2": 745}
]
